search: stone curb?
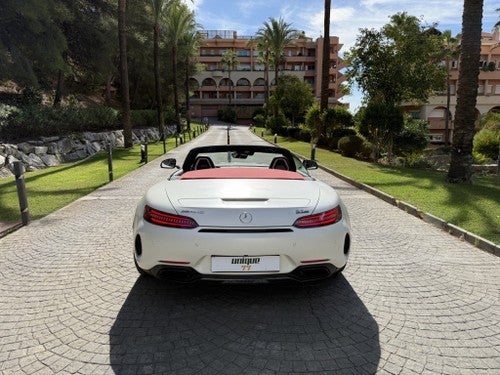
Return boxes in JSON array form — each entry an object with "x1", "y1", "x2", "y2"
[{"x1": 317, "y1": 164, "x2": 500, "y2": 257}]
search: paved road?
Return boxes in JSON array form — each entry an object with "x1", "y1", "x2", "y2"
[{"x1": 0, "y1": 125, "x2": 499, "y2": 374}]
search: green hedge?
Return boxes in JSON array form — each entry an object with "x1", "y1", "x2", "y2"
[{"x1": 0, "y1": 105, "x2": 169, "y2": 140}]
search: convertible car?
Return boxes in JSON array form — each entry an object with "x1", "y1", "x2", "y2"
[{"x1": 133, "y1": 145, "x2": 351, "y2": 283}]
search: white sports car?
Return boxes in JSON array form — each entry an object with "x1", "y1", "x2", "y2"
[{"x1": 133, "y1": 145, "x2": 351, "y2": 283}]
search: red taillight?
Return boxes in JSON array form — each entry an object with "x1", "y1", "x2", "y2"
[
  {"x1": 144, "y1": 205, "x2": 198, "y2": 229},
  {"x1": 293, "y1": 206, "x2": 342, "y2": 228}
]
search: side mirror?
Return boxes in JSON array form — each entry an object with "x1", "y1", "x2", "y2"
[
  {"x1": 160, "y1": 158, "x2": 178, "y2": 169},
  {"x1": 302, "y1": 159, "x2": 318, "y2": 170}
]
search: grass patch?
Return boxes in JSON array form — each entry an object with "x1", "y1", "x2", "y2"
[
  {"x1": 0, "y1": 138, "x2": 178, "y2": 222},
  {"x1": 256, "y1": 127, "x2": 500, "y2": 244}
]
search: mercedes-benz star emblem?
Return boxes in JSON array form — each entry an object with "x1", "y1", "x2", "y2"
[{"x1": 239, "y1": 212, "x2": 253, "y2": 224}]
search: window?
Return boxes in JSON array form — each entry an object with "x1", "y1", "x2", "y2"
[
  {"x1": 236, "y1": 78, "x2": 250, "y2": 86},
  {"x1": 236, "y1": 50, "x2": 250, "y2": 57},
  {"x1": 254, "y1": 78, "x2": 265, "y2": 86}
]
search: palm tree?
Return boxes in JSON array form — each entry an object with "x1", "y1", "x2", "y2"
[
  {"x1": 447, "y1": 0, "x2": 483, "y2": 183},
  {"x1": 221, "y1": 50, "x2": 238, "y2": 106},
  {"x1": 253, "y1": 31, "x2": 272, "y2": 116},
  {"x1": 257, "y1": 17, "x2": 298, "y2": 84},
  {"x1": 442, "y1": 30, "x2": 460, "y2": 146},
  {"x1": 165, "y1": 1, "x2": 196, "y2": 133},
  {"x1": 151, "y1": 0, "x2": 171, "y2": 139},
  {"x1": 320, "y1": 0, "x2": 331, "y2": 112},
  {"x1": 182, "y1": 30, "x2": 202, "y2": 132},
  {"x1": 118, "y1": 0, "x2": 132, "y2": 148}
]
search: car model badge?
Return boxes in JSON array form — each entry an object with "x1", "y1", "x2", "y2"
[{"x1": 239, "y1": 212, "x2": 253, "y2": 224}]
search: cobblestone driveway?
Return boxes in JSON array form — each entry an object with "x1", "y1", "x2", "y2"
[{"x1": 0, "y1": 126, "x2": 498, "y2": 374}]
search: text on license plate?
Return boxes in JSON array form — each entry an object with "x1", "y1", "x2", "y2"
[{"x1": 211, "y1": 256, "x2": 280, "y2": 272}]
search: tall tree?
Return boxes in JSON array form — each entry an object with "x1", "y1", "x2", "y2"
[
  {"x1": 320, "y1": 0, "x2": 331, "y2": 112},
  {"x1": 118, "y1": 0, "x2": 133, "y2": 148},
  {"x1": 253, "y1": 30, "x2": 272, "y2": 116},
  {"x1": 151, "y1": 0, "x2": 170, "y2": 138},
  {"x1": 272, "y1": 74, "x2": 314, "y2": 127},
  {"x1": 346, "y1": 12, "x2": 446, "y2": 159},
  {"x1": 181, "y1": 29, "x2": 202, "y2": 132},
  {"x1": 0, "y1": 0, "x2": 69, "y2": 88},
  {"x1": 257, "y1": 17, "x2": 298, "y2": 84},
  {"x1": 441, "y1": 30, "x2": 460, "y2": 146},
  {"x1": 165, "y1": 1, "x2": 196, "y2": 133},
  {"x1": 447, "y1": 0, "x2": 484, "y2": 183},
  {"x1": 221, "y1": 50, "x2": 238, "y2": 106}
]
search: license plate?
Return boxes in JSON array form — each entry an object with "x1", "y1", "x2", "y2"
[{"x1": 211, "y1": 256, "x2": 280, "y2": 272}]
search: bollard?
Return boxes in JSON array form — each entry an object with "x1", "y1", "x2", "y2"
[
  {"x1": 108, "y1": 144, "x2": 114, "y2": 181},
  {"x1": 261, "y1": 131, "x2": 264, "y2": 137},
  {"x1": 193, "y1": 130, "x2": 196, "y2": 139},
  {"x1": 227, "y1": 128, "x2": 230, "y2": 144},
  {"x1": 140, "y1": 143, "x2": 148, "y2": 163},
  {"x1": 175, "y1": 136, "x2": 178, "y2": 147},
  {"x1": 13, "y1": 162, "x2": 30, "y2": 225},
  {"x1": 311, "y1": 144, "x2": 316, "y2": 161},
  {"x1": 274, "y1": 134, "x2": 277, "y2": 144}
]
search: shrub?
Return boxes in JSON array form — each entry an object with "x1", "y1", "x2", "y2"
[
  {"x1": 20, "y1": 87, "x2": 42, "y2": 106},
  {"x1": 253, "y1": 114, "x2": 266, "y2": 127},
  {"x1": 404, "y1": 152, "x2": 432, "y2": 169},
  {"x1": 473, "y1": 128, "x2": 499, "y2": 161},
  {"x1": 130, "y1": 110, "x2": 157, "y2": 128},
  {"x1": 393, "y1": 117, "x2": 429, "y2": 156},
  {"x1": 338, "y1": 135, "x2": 364, "y2": 158},
  {"x1": 266, "y1": 112, "x2": 290, "y2": 135},
  {"x1": 217, "y1": 107, "x2": 237, "y2": 123},
  {"x1": 297, "y1": 127, "x2": 311, "y2": 142},
  {"x1": 327, "y1": 127, "x2": 357, "y2": 150},
  {"x1": 0, "y1": 105, "x2": 122, "y2": 139},
  {"x1": 359, "y1": 140, "x2": 375, "y2": 160}
]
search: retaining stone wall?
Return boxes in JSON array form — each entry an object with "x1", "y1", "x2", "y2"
[{"x1": 0, "y1": 128, "x2": 161, "y2": 178}]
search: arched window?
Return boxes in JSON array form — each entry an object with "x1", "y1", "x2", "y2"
[
  {"x1": 236, "y1": 78, "x2": 250, "y2": 86},
  {"x1": 219, "y1": 78, "x2": 233, "y2": 86},
  {"x1": 202, "y1": 78, "x2": 216, "y2": 86},
  {"x1": 254, "y1": 78, "x2": 265, "y2": 86}
]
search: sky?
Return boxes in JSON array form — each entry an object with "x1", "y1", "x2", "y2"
[{"x1": 186, "y1": 0, "x2": 499, "y2": 112}]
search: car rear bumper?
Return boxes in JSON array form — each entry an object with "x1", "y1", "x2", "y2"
[{"x1": 147, "y1": 263, "x2": 342, "y2": 283}]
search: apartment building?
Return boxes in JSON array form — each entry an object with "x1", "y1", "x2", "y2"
[
  {"x1": 188, "y1": 30, "x2": 347, "y2": 123},
  {"x1": 404, "y1": 28, "x2": 500, "y2": 143}
]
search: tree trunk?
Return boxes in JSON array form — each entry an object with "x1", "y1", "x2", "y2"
[
  {"x1": 53, "y1": 69, "x2": 63, "y2": 107},
  {"x1": 264, "y1": 52, "x2": 270, "y2": 118},
  {"x1": 447, "y1": 0, "x2": 483, "y2": 183},
  {"x1": 153, "y1": 23, "x2": 164, "y2": 138},
  {"x1": 185, "y1": 56, "x2": 191, "y2": 132},
  {"x1": 172, "y1": 45, "x2": 181, "y2": 134},
  {"x1": 118, "y1": 0, "x2": 133, "y2": 148},
  {"x1": 444, "y1": 59, "x2": 451, "y2": 146},
  {"x1": 320, "y1": 0, "x2": 331, "y2": 113}
]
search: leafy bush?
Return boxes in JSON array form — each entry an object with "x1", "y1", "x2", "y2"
[
  {"x1": 20, "y1": 87, "x2": 42, "y2": 106},
  {"x1": 327, "y1": 127, "x2": 357, "y2": 150},
  {"x1": 473, "y1": 128, "x2": 499, "y2": 161},
  {"x1": 266, "y1": 112, "x2": 290, "y2": 135},
  {"x1": 359, "y1": 140, "x2": 375, "y2": 160},
  {"x1": 0, "y1": 105, "x2": 123, "y2": 139},
  {"x1": 130, "y1": 110, "x2": 157, "y2": 128},
  {"x1": 404, "y1": 152, "x2": 432, "y2": 169},
  {"x1": 338, "y1": 135, "x2": 364, "y2": 158},
  {"x1": 217, "y1": 107, "x2": 237, "y2": 123},
  {"x1": 393, "y1": 117, "x2": 429, "y2": 155},
  {"x1": 253, "y1": 114, "x2": 266, "y2": 127}
]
